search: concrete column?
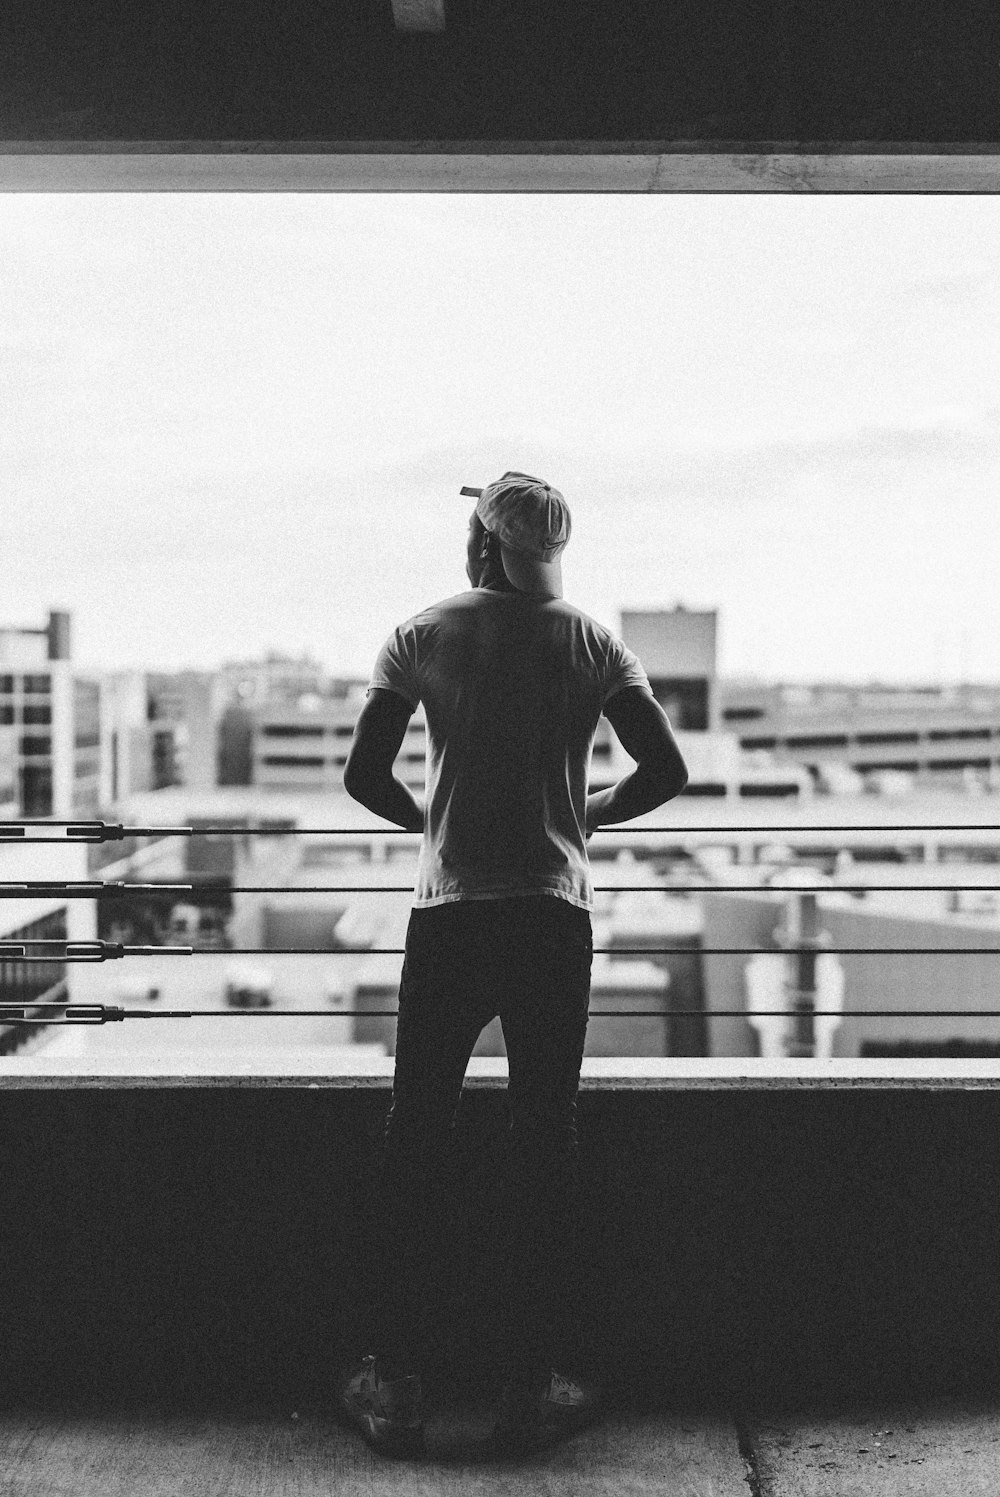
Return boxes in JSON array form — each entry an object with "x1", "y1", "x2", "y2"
[{"x1": 784, "y1": 891, "x2": 820, "y2": 1059}]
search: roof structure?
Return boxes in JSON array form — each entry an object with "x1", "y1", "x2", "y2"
[{"x1": 2, "y1": 1, "x2": 997, "y2": 189}]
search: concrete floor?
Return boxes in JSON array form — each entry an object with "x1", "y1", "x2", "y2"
[
  {"x1": 744, "y1": 1399, "x2": 1000, "y2": 1495},
  {"x1": 4, "y1": 1399, "x2": 1000, "y2": 1495},
  {"x1": 0, "y1": 1405, "x2": 747, "y2": 1496}
]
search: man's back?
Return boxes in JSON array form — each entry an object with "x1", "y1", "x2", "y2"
[{"x1": 368, "y1": 588, "x2": 651, "y2": 911}]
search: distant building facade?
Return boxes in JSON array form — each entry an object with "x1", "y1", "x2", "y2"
[
  {"x1": 621, "y1": 606, "x2": 719, "y2": 731},
  {"x1": 251, "y1": 606, "x2": 808, "y2": 800},
  {"x1": 0, "y1": 608, "x2": 98, "y2": 818},
  {"x1": 253, "y1": 686, "x2": 430, "y2": 793},
  {"x1": 718, "y1": 679, "x2": 1000, "y2": 793},
  {"x1": 98, "y1": 669, "x2": 233, "y2": 805},
  {"x1": 616, "y1": 607, "x2": 809, "y2": 799},
  {"x1": 220, "y1": 652, "x2": 329, "y2": 708}
]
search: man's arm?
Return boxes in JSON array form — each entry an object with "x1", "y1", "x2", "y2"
[
  {"x1": 586, "y1": 685, "x2": 689, "y2": 834},
  {"x1": 343, "y1": 688, "x2": 425, "y2": 832}
]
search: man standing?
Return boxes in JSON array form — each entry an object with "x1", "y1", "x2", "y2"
[{"x1": 338, "y1": 471, "x2": 688, "y2": 1455}]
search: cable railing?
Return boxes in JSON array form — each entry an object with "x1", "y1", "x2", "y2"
[
  {"x1": 3, "y1": 818, "x2": 1000, "y2": 1041},
  {"x1": 5, "y1": 819, "x2": 1000, "y2": 843}
]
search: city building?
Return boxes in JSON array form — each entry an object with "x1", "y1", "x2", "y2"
[
  {"x1": 0, "y1": 614, "x2": 231, "y2": 820},
  {"x1": 0, "y1": 611, "x2": 102, "y2": 1049},
  {"x1": 217, "y1": 655, "x2": 333, "y2": 787},
  {"x1": 97, "y1": 668, "x2": 236, "y2": 804},
  {"x1": 249, "y1": 685, "x2": 643, "y2": 795},
  {"x1": 615, "y1": 607, "x2": 810, "y2": 798},
  {"x1": 252, "y1": 685, "x2": 417, "y2": 794},
  {"x1": 219, "y1": 652, "x2": 329, "y2": 707},
  {"x1": 251, "y1": 606, "x2": 810, "y2": 800},
  {"x1": 96, "y1": 670, "x2": 156, "y2": 804},
  {"x1": 0, "y1": 608, "x2": 99, "y2": 819},
  {"x1": 621, "y1": 605, "x2": 720, "y2": 730},
  {"x1": 719, "y1": 678, "x2": 1000, "y2": 793},
  {"x1": 145, "y1": 671, "x2": 229, "y2": 792},
  {"x1": 701, "y1": 881, "x2": 1000, "y2": 1061}
]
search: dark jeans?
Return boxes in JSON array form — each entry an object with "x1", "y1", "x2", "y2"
[{"x1": 372, "y1": 892, "x2": 593, "y2": 1381}]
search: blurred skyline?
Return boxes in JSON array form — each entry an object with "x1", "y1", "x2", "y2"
[{"x1": 2, "y1": 192, "x2": 998, "y2": 684}]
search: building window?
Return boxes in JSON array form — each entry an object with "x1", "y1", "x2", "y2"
[
  {"x1": 261, "y1": 725, "x2": 324, "y2": 738},
  {"x1": 928, "y1": 728, "x2": 991, "y2": 741},
  {"x1": 722, "y1": 707, "x2": 765, "y2": 722},
  {"x1": 927, "y1": 757, "x2": 991, "y2": 771},
  {"x1": 152, "y1": 728, "x2": 178, "y2": 789},
  {"x1": 784, "y1": 733, "x2": 849, "y2": 748},
  {"x1": 0, "y1": 676, "x2": 13, "y2": 694},
  {"x1": 21, "y1": 674, "x2": 51, "y2": 694},
  {"x1": 261, "y1": 755, "x2": 325, "y2": 768},
  {"x1": 739, "y1": 783, "x2": 801, "y2": 797},
  {"x1": 648, "y1": 678, "x2": 709, "y2": 731},
  {"x1": 0, "y1": 705, "x2": 12, "y2": 726},
  {"x1": 855, "y1": 731, "x2": 921, "y2": 745},
  {"x1": 19, "y1": 734, "x2": 52, "y2": 756},
  {"x1": 23, "y1": 705, "x2": 52, "y2": 726},
  {"x1": 19, "y1": 763, "x2": 52, "y2": 816}
]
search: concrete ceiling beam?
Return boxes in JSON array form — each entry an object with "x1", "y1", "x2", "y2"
[{"x1": 0, "y1": 148, "x2": 998, "y2": 193}]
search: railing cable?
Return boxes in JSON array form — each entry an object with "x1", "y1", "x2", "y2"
[
  {"x1": 6, "y1": 881, "x2": 1000, "y2": 898},
  {"x1": 3, "y1": 940, "x2": 1000, "y2": 962},
  {"x1": 3, "y1": 1002, "x2": 1000, "y2": 1026},
  {"x1": 4, "y1": 820, "x2": 1000, "y2": 844}
]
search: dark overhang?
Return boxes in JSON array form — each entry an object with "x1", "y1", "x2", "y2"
[{"x1": 1, "y1": 0, "x2": 997, "y2": 189}]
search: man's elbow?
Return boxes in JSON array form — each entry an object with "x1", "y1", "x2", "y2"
[
  {"x1": 343, "y1": 763, "x2": 375, "y2": 800},
  {"x1": 647, "y1": 761, "x2": 689, "y2": 800}
]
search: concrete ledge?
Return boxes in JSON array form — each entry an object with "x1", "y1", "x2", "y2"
[
  {"x1": 3, "y1": 1082, "x2": 1000, "y2": 1407},
  {"x1": 1, "y1": 145, "x2": 1000, "y2": 192},
  {"x1": 4, "y1": 1056, "x2": 1000, "y2": 1088}
]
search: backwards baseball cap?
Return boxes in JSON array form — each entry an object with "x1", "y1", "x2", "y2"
[{"x1": 460, "y1": 470, "x2": 571, "y2": 597}]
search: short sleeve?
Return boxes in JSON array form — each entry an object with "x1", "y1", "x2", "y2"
[
  {"x1": 602, "y1": 634, "x2": 651, "y2": 710},
  {"x1": 368, "y1": 625, "x2": 420, "y2": 711}
]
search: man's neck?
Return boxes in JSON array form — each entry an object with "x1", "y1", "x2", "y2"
[
  {"x1": 480, "y1": 579, "x2": 518, "y2": 594},
  {"x1": 480, "y1": 579, "x2": 561, "y2": 596}
]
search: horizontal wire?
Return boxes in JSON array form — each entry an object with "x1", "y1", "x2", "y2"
[
  {"x1": 7, "y1": 882, "x2": 1000, "y2": 897},
  {"x1": 5, "y1": 820, "x2": 1000, "y2": 842},
  {"x1": 175, "y1": 823, "x2": 1000, "y2": 835},
  {"x1": 227, "y1": 883, "x2": 1000, "y2": 894},
  {"x1": 4, "y1": 945, "x2": 1000, "y2": 960},
  {"x1": 130, "y1": 944, "x2": 1000, "y2": 955},
  {"x1": 4, "y1": 1007, "x2": 1000, "y2": 1023}
]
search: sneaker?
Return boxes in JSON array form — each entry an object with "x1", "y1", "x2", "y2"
[
  {"x1": 493, "y1": 1367, "x2": 602, "y2": 1455},
  {"x1": 336, "y1": 1354, "x2": 425, "y2": 1457}
]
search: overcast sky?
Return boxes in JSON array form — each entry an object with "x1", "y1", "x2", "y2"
[{"x1": 2, "y1": 192, "x2": 998, "y2": 684}]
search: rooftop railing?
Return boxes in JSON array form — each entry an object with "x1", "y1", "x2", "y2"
[{"x1": 4, "y1": 819, "x2": 1000, "y2": 1055}]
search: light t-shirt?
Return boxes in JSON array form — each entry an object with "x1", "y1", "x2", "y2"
[{"x1": 367, "y1": 586, "x2": 651, "y2": 911}]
